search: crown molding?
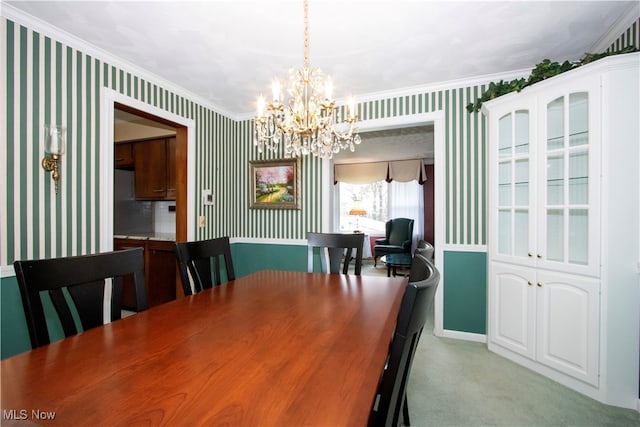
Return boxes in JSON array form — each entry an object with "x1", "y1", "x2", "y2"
[
  {"x1": 1, "y1": 3, "x2": 236, "y2": 119},
  {"x1": 235, "y1": 67, "x2": 532, "y2": 121},
  {"x1": 5, "y1": 2, "x2": 632, "y2": 123},
  {"x1": 350, "y1": 68, "x2": 532, "y2": 104},
  {"x1": 590, "y1": 3, "x2": 639, "y2": 53}
]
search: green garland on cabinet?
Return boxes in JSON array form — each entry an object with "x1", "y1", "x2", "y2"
[{"x1": 466, "y1": 46, "x2": 639, "y2": 113}]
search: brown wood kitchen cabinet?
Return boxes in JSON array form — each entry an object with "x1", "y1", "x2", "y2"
[
  {"x1": 114, "y1": 238, "x2": 147, "y2": 310},
  {"x1": 165, "y1": 137, "x2": 177, "y2": 200},
  {"x1": 146, "y1": 240, "x2": 177, "y2": 306},
  {"x1": 114, "y1": 238, "x2": 176, "y2": 309},
  {"x1": 114, "y1": 142, "x2": 134, "y2": 169},
  {"x1": 134, "y1": 137, "x2": 176, "y2": 200}
]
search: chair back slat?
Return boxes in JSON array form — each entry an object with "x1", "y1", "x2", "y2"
[
  {"x1": 174, "y1": 237, "x2": 235, "y2": 296},
  {"x1": 369, "y1": 254, "x2": 439, "y2": 427},
  {"x1": 307, "y1": 232, "x2": 365, "y2": 275},
  {"x1": 13, "y1": 248, "x2": 147, "y2": 349}
]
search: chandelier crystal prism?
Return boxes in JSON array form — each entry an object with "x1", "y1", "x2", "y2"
[{"x1": 253, "y1": 0, "x2": 360, "y2": 159}]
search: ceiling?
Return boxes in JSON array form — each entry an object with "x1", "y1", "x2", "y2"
[
  {"x1": 334, "y1": 125, "x2": 434, "y2": 164},
  {"x1": 6, "y1": 1, "x2": 637, "y2": 118},
  {"x1": 5, "y1": 1, "x2": 636, "y2": 164}
]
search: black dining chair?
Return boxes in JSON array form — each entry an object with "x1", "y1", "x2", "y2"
[
  {"x1": 13, "y1": 248, "x2": 148, "y2": 349},
  {"x1": 174, "y1": 236, "x2": 235, "y2": 296},
  {"x1": 307, "y1": 232, "x2": 365, "y2": 275},
  {"x1": 369, "y1": 253, "x2": 440, "y2": 427}
]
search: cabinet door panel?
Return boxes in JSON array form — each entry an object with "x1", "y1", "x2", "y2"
[
  {"x1": 115, "y1": 143, "x2": 134, "y2": 169},
  {"x1": 490, "y1": 263, "x2": 535, "y2": 359},
  {"x1": 165, "y1": 137, "x2": 176, "y2": 200},
  {"x1": 147, "y1": 240, "x2": 176, "y2": 306},
  {"x1": 491, "y1": 107, "x2": 536, "y2": 266},
  {"x1": 134, "y1": 139, "x2": 167, "y2": 200},
  {"x1": 535, "y1": 270, "x2": 599, "y2": 386},
  {"x1": 113, "y1": 238, "x2": 148, "y2": 311},
  {"x1": 537, "y1": 82, "x2": 600, "y2": 276}
]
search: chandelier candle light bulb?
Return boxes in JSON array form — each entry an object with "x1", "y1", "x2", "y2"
[
  {"x1": 253, "y1": 0, "x2": 360, "y2": 159},
  {"x1": 272, "y1": 80, "x2": 281, "y2": 104},
  {"x1": 257, "y1": 95, "x2": 265, "y2": 118},
  {"x1": 325, "y1": 78, "x2": 333, "y2": 100}
]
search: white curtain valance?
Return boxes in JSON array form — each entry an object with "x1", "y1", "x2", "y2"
[
  {"x1": 334, "y1": 159, "x2": 426, "y2": 184},
  {"x1": 334, "y1": 162, "x2": 388, "y2": 184},
  {"x1": 388, "y1": 159, "x2": 426, "y2": 183}
]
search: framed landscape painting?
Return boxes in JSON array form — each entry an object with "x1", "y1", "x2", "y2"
[{"x1": 249, "y1": 158, "x2": 301, "y2": 209}]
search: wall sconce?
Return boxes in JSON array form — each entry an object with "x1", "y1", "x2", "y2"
[{"x1": 42, "y1": 125, "x2": 66, "y2": 194}]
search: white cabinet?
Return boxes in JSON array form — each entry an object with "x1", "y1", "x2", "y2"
[
  {"x1": 490, "y1": 263, "x2": 599, "y2": 386},
  {"x1": 489, "y1": 263, "x2": 535, "y2": 359},
  {"x1": 534, "y1": 269, "x2": 599, "y2": 386},
  {"x1": 491, "y1": 74, "x2": 599, "y2": 276},
  {"x1": 483, "y1": 53, "x2": 639, "y2": 408}
]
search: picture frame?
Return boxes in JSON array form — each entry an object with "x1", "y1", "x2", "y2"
[{"x1": 249, "y1": 158, "x2": 301, "y2": 209}]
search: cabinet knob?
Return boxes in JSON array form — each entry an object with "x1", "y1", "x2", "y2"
[
  {"x1": 527, "y1": 252, "x2": 533, "y2": 257},
  {"x1": 527, "y1": 281, "x2": 533, "y2": 286},
  {"x1": 537, "y1": 282, "x2": 542, "y2": 287},
  {"x1": 537, "y1": 254, "x2": 542, "y2": 259}
]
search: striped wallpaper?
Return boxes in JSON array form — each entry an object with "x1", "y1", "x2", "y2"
[
  {"x1": 606, "y1": 18, "x2": 639, "y2": 52},
  {"x1": 2, "y1": 14, "x2": 638, "y2": 266},
  {"x1": 235, "y1": 84, "x2": 489, "y2": 246},
  {"x1": 1, "y1": 18, "x2": 233, "y2": 265}
]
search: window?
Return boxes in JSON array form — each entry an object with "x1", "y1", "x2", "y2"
[
  {"x1": 338, "y1": 182, "x2": 388, "y2": 234},
  {"x1": 337, "y1": 180, "x2": 424, "y2": 243}
]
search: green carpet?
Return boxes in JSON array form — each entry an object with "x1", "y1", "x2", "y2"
[{"x1": 361, "y1": 258, "x2": 640, "y2": 426}]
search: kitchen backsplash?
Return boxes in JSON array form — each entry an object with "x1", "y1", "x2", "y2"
[
  {"x1": 114, "y1": 169, "x2": 175, "y2": 237},
  {"x1": 114, "y1": 199, "x2": 153, "y2": 235},
  {"x1": 154, "y1": 201, "x2": 176, "y2": 235}
]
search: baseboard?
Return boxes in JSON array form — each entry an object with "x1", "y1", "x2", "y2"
[{"x1": 441, "y1": 329, "x2": 487, "y2": 343}]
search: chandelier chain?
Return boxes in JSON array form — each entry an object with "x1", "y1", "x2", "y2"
[
  {"x1": 253, "y1": 0, "x2": 360, "y2": 159},
  {"x1": 304, "y1": 0, "x2": 309, "y2": 69}
]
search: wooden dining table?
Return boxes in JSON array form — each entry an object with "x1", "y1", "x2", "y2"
[{"x1": 1, "y1": 270, "x2": 407, "y2": 426}]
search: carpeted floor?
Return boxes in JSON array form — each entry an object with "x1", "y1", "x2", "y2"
[{"x1": 360, "y1": 257, "x2": 640, "y2": 426}]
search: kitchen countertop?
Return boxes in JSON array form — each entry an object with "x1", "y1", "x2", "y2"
[{"x1": 114, "y1": 233, "x2": 176, "y2": 241}]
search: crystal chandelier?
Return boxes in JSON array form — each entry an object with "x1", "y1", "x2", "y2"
[{"x1": 254, "y1": 0, "x2": 360, "y2": 159}]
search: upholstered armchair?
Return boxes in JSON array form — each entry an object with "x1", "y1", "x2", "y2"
[{"x1": 374, "y1": 218, "x2": 414, "y2": 266}]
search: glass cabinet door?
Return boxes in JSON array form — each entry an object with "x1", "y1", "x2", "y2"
[
  {"x1": 496, "y1": 110, "x2": 533, "y2": 262},
  {"x1": 542, "y1": 92, "x2": 591, "y2": 268}
]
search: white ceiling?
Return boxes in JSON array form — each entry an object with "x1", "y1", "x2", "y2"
[
  {"x1": 6, "y1": 1, "x2": 637, "y2": 118},
  {"x1": 334, "y1": 125, "x2": 434, "y2": 164}
]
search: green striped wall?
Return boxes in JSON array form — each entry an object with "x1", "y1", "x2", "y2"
[
  {"x1": 4, "y1": 14, "x2": 638, "y2": 266},
  {"x1": 230, "y1": 120, "x2": 324, "y2": 240},
  {"x1": 607, "y1": 18, "x2": 639, "y2": 52},
  {"x1": 235, "y1": 85, "x2": 489, "y2": 245},
  {"x1": 1, "y1": 18, "x2": 235, "y2": 265},
  {"x1": 2, "y1": 14, "x2": 639, "y2": 355}
]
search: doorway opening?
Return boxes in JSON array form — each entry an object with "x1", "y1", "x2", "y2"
[
  {"x1": 326, "y1": 112, "x2": 445, "y2": 335},
  {"x1": 99, "y1": 88, "x2": 195, "y2": 298}
]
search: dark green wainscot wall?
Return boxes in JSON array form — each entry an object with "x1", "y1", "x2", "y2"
[
  {"x1": 442, "y1": 250, "x2": 487, "y2": 335},
  {"x1": 1, "y1": 275, "x2": 34, "y2": 358}
]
